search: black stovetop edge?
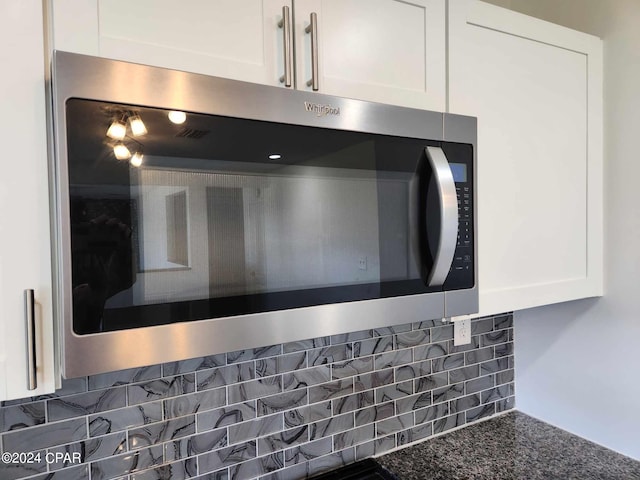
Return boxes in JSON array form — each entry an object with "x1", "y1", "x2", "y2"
[{"x1": 309, "y1": 458, "x2": 400, "y2": 480}]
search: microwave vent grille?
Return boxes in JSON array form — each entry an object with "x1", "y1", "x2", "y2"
[{"x1": 175, "y1": 128, "x2": 210, "y2": 139}]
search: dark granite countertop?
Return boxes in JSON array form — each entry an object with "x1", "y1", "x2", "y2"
[{"x1": 377, "y1": 411, "x2": 640, "y2": 480}]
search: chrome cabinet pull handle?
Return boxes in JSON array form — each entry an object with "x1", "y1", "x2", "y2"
[
  {"x1": 305, "y1": 12, "x2": 319, "y2": 91},
  {"x1": 24, "y1": 289, "x2": 37, "y2": 390},
  {"x1": 278, "y1": 6, "x2": 293, "y2": 87},
  {"x1": 425, "y1": 147, "x2": 459, "y2": 287}
]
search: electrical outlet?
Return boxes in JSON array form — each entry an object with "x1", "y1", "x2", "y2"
[
  {"x1": 453, "y1": 316, "x2": 471, "y2": 346},
  {"x1": 358, "y1": 256, "x2": 367, "y2": 270}
]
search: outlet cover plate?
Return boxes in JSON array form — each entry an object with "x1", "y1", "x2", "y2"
[{"x1": 453, "y1": 316, "x2": 471, "y2": 346}]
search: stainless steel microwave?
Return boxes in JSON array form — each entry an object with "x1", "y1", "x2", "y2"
[{"x1": 50, "y1": 51, "x2": 478, "y2": 378}]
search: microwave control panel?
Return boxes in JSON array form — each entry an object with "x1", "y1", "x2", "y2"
[
  {"x1": 452, "y1": 185, "x2": 473, "y2": 274},
  {"x1": 443, "y1": 143, "x2": 475, "y2": 291}
]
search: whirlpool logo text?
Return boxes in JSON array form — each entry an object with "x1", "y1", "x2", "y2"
[{"x1": 304, "y1": 101, "x2": 341, "y2": 117}]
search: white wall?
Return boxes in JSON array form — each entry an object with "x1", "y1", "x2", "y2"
[{"x1": 497, "y1": 0, "x2": 640, "y2": 460}]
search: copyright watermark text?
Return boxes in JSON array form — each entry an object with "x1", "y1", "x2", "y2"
[{"x1": 1, "y1": 451, "x2": 82, "y2": 465}]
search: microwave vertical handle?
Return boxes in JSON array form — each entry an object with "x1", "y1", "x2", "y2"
[
  {"x1": 425, "y1": 147, "x2": 458, "y2": 286},
  {"x1": 278, "y1": 6, "x2": 293, "y2": 87},
  {"x1": 24, "y1": 289, "x2": 38, "y2": 390},
  {"x1": 305, "y1": 12, "x2": 319, "y2": 91}
]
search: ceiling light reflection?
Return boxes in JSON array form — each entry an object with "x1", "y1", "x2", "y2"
[
  {"x1": 113, "y1": 144, "x2": 131, "y2": 160},
  {"x1": 130, "y1": 152, "x2": 144, "y2": 167},
  {"x1": 168, "y1": 111, "x2": 187, "y2": 124},
  {"x1": 106, "y1": 120, "x2": 126, "y2": 140},
  {"x1": 129, "y1": 115, "x2": 147, "y2": 136}
]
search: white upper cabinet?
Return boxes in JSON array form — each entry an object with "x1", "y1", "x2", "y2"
[
  {"x1": 292, "y1": 0, "x2": 446, "y2": 109},
  {"x1": 448, "y1": 0, "x2": 603, "y2": 315},
  {"x1": 50, "y1": 0, "x2": 447, "y2": 109},
  {"x1": 52, "y1": 0, "x2": 289, "y2": 86},
  {"x1": 0, "y1": 2, "x2": 56, "y2": 400}
]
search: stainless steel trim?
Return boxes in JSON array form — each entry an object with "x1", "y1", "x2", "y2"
[
  {"x1": 425, "y1": 146, "x2": 458, "y2": 287},
  {"x1": 443, "y1": 114, "x2": 478, "y2": 316},
  {"x1": 278, "y1": 5, "x2": 293, "y2": 87},
  {"x1": 24, "y1": 289, "x2": 37, "y2": 390},
  {"x1": 52, "y1": 51, "x2": 443, "y2": 147},
  {"x1": 50, "y1": 52, "x2": 475, "y2": 378},
  {"x1": 305, "y1": 12, "x2": 319, "y2": 91},
  {"x1": 62, "y1": 292, "x2": 446, "y2": 378}
]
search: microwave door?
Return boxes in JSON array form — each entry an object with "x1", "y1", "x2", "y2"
[{"x1": 410, "y1": 146, "x2": 459, "y2": 288}]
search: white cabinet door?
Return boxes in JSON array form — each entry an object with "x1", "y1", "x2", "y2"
[
  {"x1": 0, "y1": 2, "x2": 56, "y2": 400},
  {"x1": 51, "y1": 0, "x2": 447, "y2": 109},
  {"x1": 449, "y1": 0, "x2": 603, "y2": 315},
  {"x1": 52, "y1": 0, "x2": 291, "y2": 86},
  {"x1": 293, "y1": 0, "x2": 446, "y2": 110}
]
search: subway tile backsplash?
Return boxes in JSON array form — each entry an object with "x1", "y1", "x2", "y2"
[{"x1": 0, "y1": 314, "x2": 515, "y2": 480}]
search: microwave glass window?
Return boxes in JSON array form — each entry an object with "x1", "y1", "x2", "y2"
[{"x1": 65, "y1": 99, "x2": 473, "y2": 334}]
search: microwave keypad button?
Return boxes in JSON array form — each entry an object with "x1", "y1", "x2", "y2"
[{"x1": 456, "y1": 184, "x2": 473, "y2": 251}]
